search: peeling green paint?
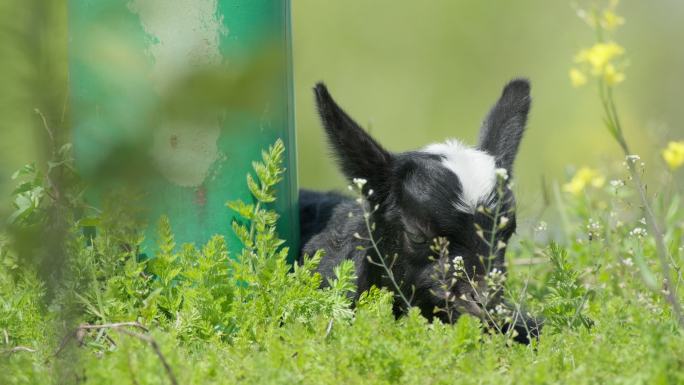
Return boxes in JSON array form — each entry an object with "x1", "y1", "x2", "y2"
[
  {"x1": 130, "y1": 0, "x2": 227, "y2": 187},
  {"x1": 70, "y1": 0, "x2": 298, "y2": 259}
]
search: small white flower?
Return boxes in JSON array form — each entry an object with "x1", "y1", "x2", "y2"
[
  {"x1": 610, "y1": 179, "x2": 625, "y2": 188},
  {"x1": 495, "y1": 168, "x2": 509, "y2": 181},
  {"x1": 486, "y1": 268, "x2": 506, "y2": 287},
  {"x1": 494, "y1": 304, "x2": 504, "y2": 315},
  {"x1": 352, "y1": 178, "x2": 367, "y2": 188},
  {"x1": 452, "y1": 256, "x2": 464, "y2": 272},
  {"x1": 626, "y1": 154, "x2": 641, "y2": 163},
  {"x1": 622, "y1": 258, "x2": 634, "y2": 267},
  {"x1": 498, "y1": 216, "x2": 509, "y2": 229},
  {"x1": 587, "y1": 218, "x2": 602, "y2": 237},
  {"x1": 535, "y1": 221, "x2": 547, "y2": 232},
  {"x1": 630, "y1": 227, "x2": 647, "y2": 238}
]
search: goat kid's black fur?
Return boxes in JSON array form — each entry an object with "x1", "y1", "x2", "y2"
[{"x1": 299, "y1": 80, "x2": 541, "y2": 343}]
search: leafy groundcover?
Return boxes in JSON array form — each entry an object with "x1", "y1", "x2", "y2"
[
  {"x1": 2, "y1": 3, "x2": 684, "y2": 384},
  {"x1": 2, "y1": 137, "x2": 683, "y2": 385}
]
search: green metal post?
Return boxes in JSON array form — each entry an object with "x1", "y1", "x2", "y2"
[{"x1": 69, "y1": 0, "x2": 298, "y2": 258}]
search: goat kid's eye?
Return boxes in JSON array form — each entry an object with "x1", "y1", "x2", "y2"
[{"x1": 406, "y1": 231, "x2": 427, "y2": 245}]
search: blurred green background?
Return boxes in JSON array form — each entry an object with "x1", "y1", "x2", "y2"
[{"x1": 1, "y1": 0, "x2": 683, "y2": 223}]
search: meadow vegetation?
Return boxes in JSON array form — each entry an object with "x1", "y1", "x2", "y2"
[{"x1": 2, "y1": 2, "x2": 684, "y2": 384}]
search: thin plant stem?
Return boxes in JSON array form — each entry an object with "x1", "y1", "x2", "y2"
[
  {"x1": 485, "y1": 184, "x2": 504, "y2": 273},
  {"x1": 51, "y1": 322, "x2": 178, "y2": 385},
  {"x1": 598, "y1": 77, "x2": 684, "y2": 328},
  {"x1": 361, "y1": 208, "x2": 413, "y2": 310},
  {"x1": 462, "y1": 267, "x2": 504, "y2": 335},
  {"x1": 1, "y1": 346, "x2": 37, "y2": 355},
  {"x1": 351, "y1": 183, "x2": 413, "y2": 310}
]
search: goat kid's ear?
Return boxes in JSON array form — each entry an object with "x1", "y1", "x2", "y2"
[
  {"x1": 478, "y1": 78, "x2": 531, "y2": 174},
  {"x1": 314, "y1": 83, "x2": 392, "y2": 195}
]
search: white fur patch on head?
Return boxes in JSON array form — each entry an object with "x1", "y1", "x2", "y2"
[{"x1": 423, "y1": 139, "x2": 496, "y2": 212}]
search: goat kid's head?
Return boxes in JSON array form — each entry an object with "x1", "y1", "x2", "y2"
[{"x1": 314, "y1": 80, "x2": 531, "y2": 322}]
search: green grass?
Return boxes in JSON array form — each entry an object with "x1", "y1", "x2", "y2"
[
  {"x1": 1, "y1": 134, "x2": 683, "y2": 385},
  {"x1": 2, "y1": 2, "x2": 684, "y2": 384}
]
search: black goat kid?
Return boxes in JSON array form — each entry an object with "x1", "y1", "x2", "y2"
[{"x1": 299, "y1": 80, "x2": 540, "y2": 343}]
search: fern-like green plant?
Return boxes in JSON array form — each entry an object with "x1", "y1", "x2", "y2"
[
  {"x1": 542, "y1": 243, "x2": 593, "y2": 332},
  {"x1": 227, "y1": 139, "x2": 356, "y2": 342},
  {"x1": 52, "y1": 139, "x2": 356, "y2": 348}
]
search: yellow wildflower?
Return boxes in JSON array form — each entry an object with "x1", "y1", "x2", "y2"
[
  {"x1": 575, "y1": 42, "x2": 625, "y2": 74},
  {"x1": 563, "y1": 167, "x2": 606, "y2": 195},
  {"x1": 601, "y1": 10, "x2": 625, "y2": 31},
  {"x1": 603, "y1": 63, "x2": 625, "y2": 85},
  {"x1": 569, "y1": 68, "x2": 588, "y2": 87},
  {"x1": 662, "y1": 141, "x2": 684, "y2": 170}
]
